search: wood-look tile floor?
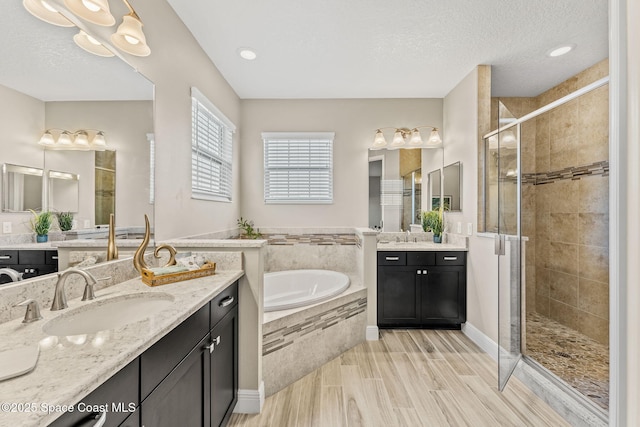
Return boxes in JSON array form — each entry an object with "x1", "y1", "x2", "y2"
[{"x1": 229, "y1": 329, "x2": 570, "y2": 427}]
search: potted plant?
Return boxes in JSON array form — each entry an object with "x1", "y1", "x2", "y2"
[
  {"x1": 56, "y1": 211, "x2": 74, "y2": 232},
  {"x1": 422, "y1": 209, "x2": 444, "y2": 243},
  {"x1": 237, "y1": 217, "x2": 262, "y2": 239},
  {"x1": 30, "y1": 210, "x2": 53, "y2": 243}
]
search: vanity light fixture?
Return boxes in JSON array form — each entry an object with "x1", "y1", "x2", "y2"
[
  {"x1": 370, "y1": 126, "x2": 442, "y2": 150},
  {"x1": 22, "y1": 0, "x2": 151, "y2": 58},
  {"x1": 23, "y1": 0, "x2": 74, "y2": 27},
  {"x1": 64, "y1": 0, "x2": 115, "y2": 26},
  {"x1": 38, "y1": 129, "x2": 108, "y2": 151},
  {"x1": 73, "y1": 30, "x2": 115, "y2": 57},
  {"x1": 110, "y1": 0, "x2": 151, "y2": 57}
]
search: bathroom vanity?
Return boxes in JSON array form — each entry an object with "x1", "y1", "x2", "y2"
[
  {"x1": 0, "y1": 269, "x2": 243, "y2": 427},
  {"x1": 0, "y1": 248, "x2": 58, "y2": 284},
  {"x1": 377, "y1": 245, "x2": 467, "y2": 328}
]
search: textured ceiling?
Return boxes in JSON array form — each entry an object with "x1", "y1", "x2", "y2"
[
  {"x1": 0, "y1": 2, "x2": 152, "y2": 101},
  {"x1": 2, "y1": 1, "x2": 608, "y2": 102},
  {"x1": 167, "y1": 0, "x2": 608, "y2": 99}
]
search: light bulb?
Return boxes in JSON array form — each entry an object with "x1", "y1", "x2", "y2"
[
  {"x1": 124, "y1": 34, "x2": 140, "y2": 45},
  {"x1": 81, "y1": 0, "x2": 100, "y2": 12},
  {"x1": 40, "y1": 0, "x2": 57, "y2": 12}
]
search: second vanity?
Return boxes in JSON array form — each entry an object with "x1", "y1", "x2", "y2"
[
  {"x1": 376, "y1": 239, "x2": 468, "y2": 329},
  {"x1": 0, "y1": 269, "x2": 243, "y2": 427}
]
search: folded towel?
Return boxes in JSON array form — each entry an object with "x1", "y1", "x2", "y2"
[{"x1": 148, "y1": 265, "x2": 190, "y2": 276}]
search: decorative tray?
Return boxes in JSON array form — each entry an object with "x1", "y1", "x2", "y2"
[{"x1": 141, "y1": 261, "x2": 216, "y2": 287}]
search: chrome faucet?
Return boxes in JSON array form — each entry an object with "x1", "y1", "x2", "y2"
[
  {"x1": 0, "y1": 268, "x2": 23, "y2": 282},
  {"x1": 51, "y1": 268, "x2": 99, "y2": 311}
]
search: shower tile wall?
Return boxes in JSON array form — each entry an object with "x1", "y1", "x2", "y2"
[{"x1": 498, "y1": 59, "x2": 609, "y2": 345}]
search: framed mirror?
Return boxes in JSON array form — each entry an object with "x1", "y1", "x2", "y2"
[
  {"x1": 2, "y1": 164, "x2": 44, "y2": 212},
  {"x1": 428, "y1": 168, "x2": 442, "y2": 210},
  {"x1": 443, "y1": 161, "x2": 462, "y2": 212},
  {"x1": 48, "y1": 170, "x2": 79, "y2": 213}
]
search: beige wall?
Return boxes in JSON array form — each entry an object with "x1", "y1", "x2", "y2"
[
  {"x1": 438, "y1": 66, "x2": 501, "y2": 343},
  {"x1": 0, "y1": 84, "x2": 45, "y2": 234},
  {"x1": 239, "y1": 99, "x2": 443, "y2": 228},
  {"x1": 122, "y1": 0, "x2": 242, "y2": 241}
]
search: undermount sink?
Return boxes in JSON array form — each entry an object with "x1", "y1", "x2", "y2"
[{"x1": 42, "y1": 293, "x2": 175, "y2": 336}]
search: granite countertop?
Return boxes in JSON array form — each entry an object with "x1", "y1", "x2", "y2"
[
  {"x1": 0, "y1": 270, "x2": 244, "y2": 427},
  {"x1": 377, "y1": 241, "x2": 468, "y2": 251}
]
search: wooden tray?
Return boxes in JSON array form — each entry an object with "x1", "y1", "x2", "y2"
[{"x1": 141, "y1": 261, "x2": 216, "y2": 287}]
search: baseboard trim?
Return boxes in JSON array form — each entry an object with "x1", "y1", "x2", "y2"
[
  {"x1": 461, "y1": 322, "x2": 498, "y2": 361},
  {"x1": 233, "y1": 381, "x2": 264, "y2": 414},
  {"x1": 366, "y1": 325, "x2": 379, "y2": 341}
]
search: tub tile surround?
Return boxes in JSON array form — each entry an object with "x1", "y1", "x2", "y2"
[
  {"x1": 262, "y1": 287, "x2": 367, "y2": 396},
  {"x1": 0, "y1": 269, "x2": 243, "y2": 426}
]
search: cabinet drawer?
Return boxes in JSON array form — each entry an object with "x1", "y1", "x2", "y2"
[
  {"x1": 211, "y1": 281, "x2": 238, "y2": 329},
  {"x1": 141, "y1": 303, "x2": 209, "y2": 400},
  {"x1": 377, "y1": 252, "x2": 406, "y2": 266},
  {"x1": 0, "y1": 250, "x2": 18, "y2": 265},
  {"x1": 46, "y1": 251, "x2": 59, "y2": 265},
  {"x1": 435, "y1": 252, "x2": 465, "y2": 266},
  {"x1": 407, "y1": 252, "x2": 435, "y2": 266},
  {"x1": 18, "y1": 250, "x2": 45, "y2": 265},
  {"x1": 49, "y1": 358, "x2": 139, "y2": 427}
]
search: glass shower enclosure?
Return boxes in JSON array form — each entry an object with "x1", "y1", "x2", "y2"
[{"x1": 484, "y1": 76, "x2": 610, "y2": 412}]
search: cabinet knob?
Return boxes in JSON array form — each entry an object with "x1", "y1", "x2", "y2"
[
  {"x1": 417, "y1": 270, "x2": 421, "y2": 275},
  {"x1": 423, "y1": 270, "x2": 428, "y2": 275}
]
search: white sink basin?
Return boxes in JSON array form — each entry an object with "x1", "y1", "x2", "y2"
[{"x1": 42, "y1": 293, "x2": 174, "y2": 336}]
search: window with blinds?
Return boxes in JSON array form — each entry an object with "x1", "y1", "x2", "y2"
[
  {"x1": 191, "y1": 88, "x2": 235, "y2": 202},
  {"x1": 263, "y1": 132, "x2": 335, "y2": 204}
]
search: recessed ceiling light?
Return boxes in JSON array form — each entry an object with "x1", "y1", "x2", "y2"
[
  {"x1": 547, "y1": 44, "x2": 575, "y2": 57},
  {"x1": 238, "y1": 48, "x2": 257, "y2": 61}
]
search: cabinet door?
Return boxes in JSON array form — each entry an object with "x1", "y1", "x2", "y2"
[
  {"x1": 49, "y1": 359, "x2": 139, "y2": 427},
  {"x1": 141, "y1": 335, "x2": 211, "y2": 427},
  {"x1": 377, "y1": 266, "x2": 421, "y2": 327},
  {"x1": 422, "y1": 266, "x2": 466, "y2": 325},
  {"x1": 210, "y1": 307, "x2": 239, "y2": 427}
]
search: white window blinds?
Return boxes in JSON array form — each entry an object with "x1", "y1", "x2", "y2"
[
  {"x1": 263, "y1": 132, "x2": 334, "y2": 204},
  {"x1": 191, "y1": 88, "x2": 235, "y2": 202}
]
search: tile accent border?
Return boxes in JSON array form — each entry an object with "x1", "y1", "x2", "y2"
[
  {"x1": 263, "y1": 296, "x2": 367, "y2": 356},
  {"x1": 262, "y1": 233, "x2": 357, "y2": 246},
  {"x1": 521, "y1": 160, "x2": 609, "y2": 185}
]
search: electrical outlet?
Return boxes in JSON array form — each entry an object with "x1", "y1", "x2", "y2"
[
  {"x1": 467, "y1": 223, "x2": 473, "y2": 236},
  {"x1": 456, "y1": 222, "x2": 462, "y2": 234},
  {"x1": 72, "y1": 219, "x2": 78, "y2": 230},
  {"x1": 84, "y1": 219, "x2": 91, "y2": 229},
  {"x1": 2, "y1": 222, "x2": 11, "y2": 233}
]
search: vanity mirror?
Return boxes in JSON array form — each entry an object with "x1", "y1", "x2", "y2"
[
  {"x1": 429, "y1": 162, "x2": 462, "y2": 212},
  {"x1": 0, "y1": 2, "x2": 154, "y2": 267},
  {"x1": 1, "y1": 164, "x2": 44, "y2": 213},
  {"x1": 48, "y1": 170, "x2": 80, "y2": 213}
]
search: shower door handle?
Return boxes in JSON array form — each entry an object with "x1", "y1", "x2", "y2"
[{"x1": 494, "y1": 234, "x2": 505, "y2": 256}]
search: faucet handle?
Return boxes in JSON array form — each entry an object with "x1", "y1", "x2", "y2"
[
  {"x1": 81, "y1": 276, "x2": 111, "y2": 301},
  {"x1": 15, "y1": 299, "x2": 43, "y2": 323}
]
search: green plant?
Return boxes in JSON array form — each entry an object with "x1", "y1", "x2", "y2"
[
  {"x1": 29, "y1": 210, "x2": 53, "y2": 236},
  {"x1": 57, "y1": 211, "x2": 74, "y2": 232},
  {"x1": 422, "y1": 209, "x2": 444, "y2": 237},
  {"x1": 237, "y1": 217, "x2": 262, "y2": 239}
]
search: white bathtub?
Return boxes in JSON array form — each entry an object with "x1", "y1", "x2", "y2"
[{"x1": 264, "y1": 269, "x2": 350, "y2": 312}]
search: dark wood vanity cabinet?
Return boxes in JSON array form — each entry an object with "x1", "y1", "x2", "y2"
[
  {"x1": 142, "y1": 280, "x2": 238, "y2": 427},
  {"x1": 0, "y1": 249, "x2": 58, "y2": 284},
  {"x1": 377, "y1": 251, "x2": 466, "y2": 328},
  {"x1": 48, "y1": 281, "x2": 239, "y2": 427}
]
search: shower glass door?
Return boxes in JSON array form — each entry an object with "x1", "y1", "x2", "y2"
[{"x1": 487, "y1": 123, "x2": 522, "y2": 390}]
